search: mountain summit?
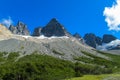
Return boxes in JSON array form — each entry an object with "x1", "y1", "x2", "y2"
[
  {"x1": 9, "y1": 21, "x2": 30, "y2": 35},
  {"x1": 33, "y1": 18, "x2": 70, "y2": 37}
]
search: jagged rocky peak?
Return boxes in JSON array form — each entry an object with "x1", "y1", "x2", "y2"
[
  {"x1": 84, "y1": 33, "x2": 102, "y2": 48},
  {"x1": 41, "y1": 18, "x2": 69, "y2": 37},
  {"x1": 73, "y1": 33, "x2": 81, "y2": 39},
  {"x1": 102, "y1": 34, "x2": 117, "y2": 43},
  {"x1": 9, "y1": 25, "x2": 18, "y2": 34},
  {"x1": 84, "y1": 33, "x2": 97, "y2": 48},
  {"x1": 95, "y1": 36, "x2": 102, "y2": 45},
  {"x1": 9, "y1": 21, "x2": 30, "y2": 35},
  {"x1": 32, "y1": 27, "x2": 42, "y2": 36},
  {"x1": 73, "y1": 33, "x2": 84, "y2": 44}
]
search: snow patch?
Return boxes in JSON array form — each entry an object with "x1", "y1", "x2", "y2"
[
  {"x1": 15, "y1": 35, "x2": 31, "y2": 39},
  {"x1": 22, "y1": 35, "x2": 31, "y2": 39},
  {"x1": 35, "y1": 35, "x2": 69, "y2": 39},
  {"x1": 15, "y1": 35, "x2": 69, "y2": 39},
  {"x1": 97, "y1": 39, "x2": 120, "y2": 50},
  {"x1": 48, "y1": 36, "x2": 69, "y2": 39}
]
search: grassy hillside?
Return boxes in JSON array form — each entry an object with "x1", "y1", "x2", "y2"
[
  {"x1": 0, "y1": 51, "x2": 120, "y2": 80},
  {"x1": 74, "y1": 50, "x2": 120, "y2": 73},
  {"x1": 96, "y1": 50, "x2": 120, "y2": 72},
  {"x1": 66, "y1": 74, "x2": 120, "y2": 80}
]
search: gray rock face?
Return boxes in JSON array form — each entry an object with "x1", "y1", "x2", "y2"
[
  {"x1": 0, "y1": 37, "x2": 109, "y2": 61},
  {"x1": 102, "y1": 34, "x2": 117, "y2": 43},
  {"x1": 9, "y1": 21, "x2": 30, "y2": 35},
  {"x1": 9, "y1": 25, "x2": 17, "y2": 34},
  {"x1": 84, "y1": 33, "x2": 102, "y2": 48},
  {"x1": 32, "y1": 27, "x2": 42, "y2": 36},
  {"x1": 41, "y1": 18, "x2": 68, "y2": 37}
]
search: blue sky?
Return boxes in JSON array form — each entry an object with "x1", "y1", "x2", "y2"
[{"x1": 0, "y1": 0, "x2": 120, "y2": 38}]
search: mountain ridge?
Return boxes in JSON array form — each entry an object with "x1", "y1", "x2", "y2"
[
  {"x1": 2, "y1": 18, "x2": 120, "y2": 51},
  {"x1": 0, "y1": 18, "x2": 120, "y2": 80},
  {"x1": 0, "y1": 19, "x2": 111, "y2": 61}
]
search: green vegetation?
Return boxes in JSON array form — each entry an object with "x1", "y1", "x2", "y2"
[
  {"x1": 80, "y1": 51, "x2": 119, "y2": 69},
  {"x1": 0, "y1": 51, "x2": 120, "y2": 80},
  {"x1": 66, "y1": 74, "x2": 120, "y2": 80},
  {"x1": 0, "y1": 52, "x2": 7, "y2": 62},
  {"x1": 75, "y1": 62, "x2": 112, "y2": 75},
  {"x1": 0, "y1": 52, "x2": 75, "y2": 80},
  {"x1": 73, "y1": 50, "x2": 120, "y2": 75},
  {"x1": 80, "y1": 51, "x2": 114, "y2": 66},
  {"x1": 7, "y1": 52, "x2": 19, "y2": 61},
  {"x1": 20, "y1": 46, "x2": 24, "y2": 50},
  {"x1": 96, "y1": 50, "x2": 120, "y2": 72}
]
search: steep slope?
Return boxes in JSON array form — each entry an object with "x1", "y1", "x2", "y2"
[
  {"x1": 0, "y1": 20, "x2": 110, "y2": 61},
  {"x1": 33, "y1": 18, "x2": 71, "y2": 37},
  {"x1": 0, "y1": 20, "x2": 120, "y2": 80},
  {"x1": 0, "y1": 24, "x2": 13, "y2": 40},
  {"x1": 0, "y1": 36, "x2": 109, "y2": 61},
  {"x1": 84, "y1": 33, "x2": 102, "y2": 48}
]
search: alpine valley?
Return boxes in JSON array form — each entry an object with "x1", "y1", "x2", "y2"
[{"x1": 0, "y1": 18, "x2": 120, "y2": 80}]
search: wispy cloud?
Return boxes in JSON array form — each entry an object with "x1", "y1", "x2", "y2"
[
  {"x1": 0, "y1": 16, "x2": 13, "y2": 27},
  {"x1": 103, "y1": 0, "x2": 120, "y2": 31}
]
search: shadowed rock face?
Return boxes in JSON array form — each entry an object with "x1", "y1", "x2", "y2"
[
  {"x1": 96, "y1": 36, "x2": 102, "y2": 45},
  {"x1": 9, "y1": 25, "x2": 17, "y2": 34},
  {"x1": 32, "y1": 18, "x2": 70, "y2": 37},
  {"x1": 73, "y1": 33, "x2": 81, "y2": 39},
  {"x1": 9, "y1": 21, "x2": 30, "y2": 35},
  {"x1": 32, "y1": 27, "x2": 42, "y2": 36},
  {"x1": 84, "y1": 33, "x2": 102, "y2": 48},
  {"x1": 84, "y1": 33, "x2": 97, "y2": 48},
  {"x1": 102, "y1": 34, "x2": 117, "y2": 43},
  {"x1": 41, "y1": 18, "x2": 67, "y2": 37}
]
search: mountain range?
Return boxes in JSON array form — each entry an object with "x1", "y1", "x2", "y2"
[
  {"x1": 0, "y1": 18, "x2": 120, "y2": 80},
  {"x1": 6, "y1": 18, "x2": 120, "y2": 52},
  {"x1": 0, "y1": 18, "x2": 114, "y2": 61}
]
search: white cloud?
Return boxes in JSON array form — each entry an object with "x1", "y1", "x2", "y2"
[
  {"x1": 97, "y1": 39, "x2": 120, "y2": 50},
  {"x1": 103, "y1": 0, "x2": 120, "y2": 31},
  {"x1": 0, "y1": 17, "x2": 13, "y2": 27}
]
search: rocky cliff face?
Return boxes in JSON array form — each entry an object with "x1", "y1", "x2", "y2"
[
  {"x1": 33, "y1": 18, "x2": 70, "y2": 37},
  {"x1": 9, "y1": 21, "x2": 30, "y2": 35},
  {"x1": 32, "y1": 27, "x2": 42, "y2": 36},
  {"x1": 83, "y1": 33, "x2": 102, "y2": 48},
  {"x1": 41, "y1": 18, "x2": 67, "y2": 37},
  {"x1": 73, "y1": 33, "x2": 81, "y2": 39},
  {"x1": 0, "y1": 19, "x2": 114, "y2": 61},
  {"x1": 1, "y1": 18, "x2": 119, "y2": 51},
  {"x1": 83, "y1": 33, "x2": 118, "y2": 50},
  {"x1": 95, "y1": 36, "x2": 102, "y2": 45},
  {"x1": 102, "y1": 34, "x2": 117, "y2": 43}
]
